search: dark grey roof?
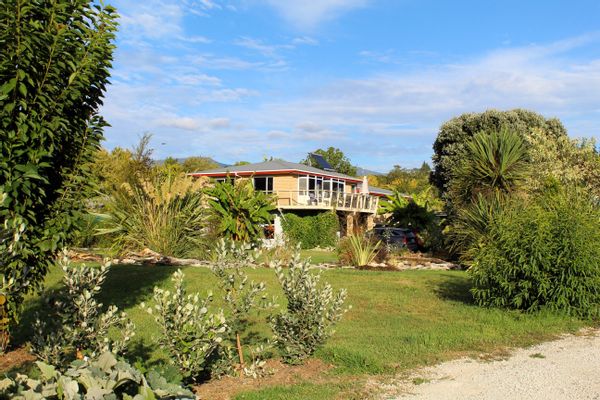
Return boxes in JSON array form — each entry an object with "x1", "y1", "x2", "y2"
[
  {"x1": 191, "y1": 159, "x2": 362, "y2": 181},
  {"x1": 368, "y1": 186, "x2": 393, "y2": 196}
]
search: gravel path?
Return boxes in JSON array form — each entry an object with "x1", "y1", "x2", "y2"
[{"x1": 391, "y1": 329, "x2": 600, "y2": 400}]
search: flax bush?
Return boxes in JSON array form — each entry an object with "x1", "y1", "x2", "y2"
[
  {"x1": 338, "y1": 234, "x2": 381, "y2": 267},
  {"x1": 31, "y1": 252, "x2": 134, "y2": 367},
  {"x1": 145, "y1": 270, "x2": 227, "y2": 382},
  {"x1": 98, "y1": 172, "x2": 209, "y2": 257},
  {"x1": 270, "y1": 253, "x2": 348, "y2": 364}
]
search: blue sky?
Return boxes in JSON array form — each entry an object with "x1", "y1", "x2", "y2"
[{"x1": 102, "y1": 0, "x2": 600, "y2": 171}]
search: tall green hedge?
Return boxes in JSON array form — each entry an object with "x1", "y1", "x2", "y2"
[{"x1": 282, "y1": 212, "x2": 339, "y2": 249}]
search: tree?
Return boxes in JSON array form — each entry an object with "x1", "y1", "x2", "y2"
[
  {"x1": 431, "y1": 109, "x2": 567, "y2": 196},
  {"x1": 301, "y1": 147, "x2": 357, "y2": 176},
  {"x1": 0, "y1": 1, "x2": 118, "y2": 336},
  {"x1": 525, "y1": 127, "x2": 600, "y2": 198},
  {"x1": 181, "y1": 156, "x2": 219, "y2": 173},
  {"x1": 383, "y1": 163, "x2": 432, "y2": 194}
]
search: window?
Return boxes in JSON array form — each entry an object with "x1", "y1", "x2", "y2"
[
  {"x1": 253, "y1": 176, "x2": 273, "y2": 192},
  {"x1": 299, "y1": 176, "x2": 308, "y2": 195}
]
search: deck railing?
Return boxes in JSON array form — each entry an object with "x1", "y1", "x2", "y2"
[{"x1": 267, "y1": 190, "x2": 379, "y2": 213}]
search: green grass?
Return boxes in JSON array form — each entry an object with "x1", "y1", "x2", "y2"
[
  {"x1": 17, "y1": 263, "x2": 589, "y2": 399},
  {"x1": 299, "y1": 249, "x2": 338, "y2": 264},
  {"x1": 234, "y1": 382, "x2": 351, "y2": 400}
]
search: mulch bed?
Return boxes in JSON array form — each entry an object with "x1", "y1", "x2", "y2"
[
  {"x1": 0, "y1": 347, "x2": 36, "y2": 373},
  {"x1": 194, "y1": 358, "x2": 333, "y2": 400}
]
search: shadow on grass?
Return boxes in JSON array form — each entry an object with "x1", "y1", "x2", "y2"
[
  {"x1": 432, "y1": 274, "x2": 475, "y2": 305},
  {"x1": 96, "y1": 264, "x2": 176, "y2": 310},
  {"x1": 14, "y1": 264, "x2": 175, "y2": 347}
]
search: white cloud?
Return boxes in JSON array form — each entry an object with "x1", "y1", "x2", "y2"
[
  {"x1": 263, "y1": 0, "x2": 370, "y2": 29},
  {"x1": 234, "y1": 37, "x2": 293, "y2": 58},
  {"x1": 292, "y1": 36, "x2": 319, "y2": 46},
  {"x1": 157, "y1": 116, "x2": 231, "y2": 131},
  {"x1": 102, "y1": 33, "x2": 600, "y2": 169},
  {"x1": 173, "y1": 73, "x2": 222, "y2": 86}
]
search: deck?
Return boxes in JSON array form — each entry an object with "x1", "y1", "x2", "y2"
[{"x1": 271, "y1": 190, "x2": 379, "y2": 214}]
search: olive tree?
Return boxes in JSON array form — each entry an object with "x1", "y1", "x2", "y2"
[{"x1": 0, "y1": 1, "x2": 118, "y2": 337}]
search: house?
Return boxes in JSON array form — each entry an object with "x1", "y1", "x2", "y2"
[{"x1": 189, "y1": 159, "x2": 393, "y2": 237}]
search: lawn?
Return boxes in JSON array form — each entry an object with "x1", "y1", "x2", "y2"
[{"x1": 17, "y1": 262, "x2": 588, "y2": 399}]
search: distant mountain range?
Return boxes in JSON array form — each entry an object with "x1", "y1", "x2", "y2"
[
  {"x1": 355, "y1": 167, "x2": 385, "y2": 177},
  {"x1": 154, "y1": 157, "x2": 226, "y2": 167}
]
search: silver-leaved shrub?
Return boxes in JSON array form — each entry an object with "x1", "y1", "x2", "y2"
[
  {"x1": 269, "y1": 252, "x2": 348, "y2": 364},
  {"x1": 31, "y1": 251, "x2": 134, "y2": 366},
  {"x1": 145, "y1": 269, "x2": 227, "y2": 382},
  {"x1": 210, "y1": 239, "x2": 274, "y2": 377}
]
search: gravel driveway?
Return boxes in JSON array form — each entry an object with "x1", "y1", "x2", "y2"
[{"x1": 392, "y1": 329, "x2": 600, "y2": 400}]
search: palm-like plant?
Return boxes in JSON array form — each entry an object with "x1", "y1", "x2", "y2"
[
  {"x1": 448, "y1": 129, "x2": 530, "y2": 261},
  {"x1": 450, "y1": 129, "x2": 529, "y2": 206},
  {"x1": 379, "y1": 187, "x2": 441, "y2": 229},
  {"x1": 205, "y1": 179, "x2": 275, "y2": 242}
]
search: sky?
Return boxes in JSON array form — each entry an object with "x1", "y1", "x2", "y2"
[{"x1": 101, "y1": 0, "x2": 600, "y2": 171}]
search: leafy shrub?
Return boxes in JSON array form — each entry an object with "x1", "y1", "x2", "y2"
[
  {"x1": 337, "y1": 234, "x2": 380, "y2": 267},
  {"x1": 31, "y1": 252, "x2": 134, "y2": 367},
  {"x1": 98, "y1": 171, "x2": 209, "y2": 257},
  {"x1": 0, "y1": 352, "x2": 194, "y2": 400},
  {"x1": 145, "y1": 270, "x2": 227, "y2": 382},
  {"x1": 470, "y1": 185, "x2": 600, "y2": 317},
  {"x1": 270, "y1": 253, "x2": 348, "y2": 364},
  {"x1": 0, "y1": 0, "x2": 118, "y2": 335},
  {"x1": 281, "y1": 212, "x2": 339, "y2": 249},
  {"x1": 206, "y1": 179, "x2": 275, "y2": 242},
  {"x1": 210, "y1": 240, "x2": 273, "y2": 375}
]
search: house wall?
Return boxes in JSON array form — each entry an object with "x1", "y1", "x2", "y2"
[{"x1": 273, "y1": 175, "x2": 297, "y2": 206}]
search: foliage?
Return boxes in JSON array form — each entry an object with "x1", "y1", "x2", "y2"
[
  {"x1": 31, "y1": 252, "x2": 134, "y2": 367},
  {"x1": 431, "y1": 109, "x2": 567, "y2": 197},
  {"x1": 444, "y1": 129, "x2": 530, "y2": 260},
  {"x1": 89, "y1": 134, "x2": 155, "y2": 195},
  {"x1": 98, "y1": 171, "x2": 209, "y2": 257},
  {"x1": 206, "y1": 179, "x2": 275, "y2": 242},
  {"x1": 0, "y1": 277, "x2": 12, "y2": 354},
  {"x1": 181, "y1": 156, "x2": 219, "y2": 173},
  {"x1": 0, "y1": 351, "x2": 194, "y2": 400},
  {"x1": 525, "y1": 127, "x2": 600, "y2": 198},
  {"x1": 145, "y1": 269, "x2": 228, "y2": 382},
  {"x1": 270, "y1": 253, "x2": 347, "y2": 364},
  {"x1": 469, "y1": 185, "x2": 600, "y2": 317},
  {"x1": 380, "y1": 189, "x2": 438, "y2": 229},
  {"x1": 375, "y1": 162, "x2": 432, "y2": 194},
  {"x1": 379, "y1": 188, "x2": 444, "y2": 251},
  {"x1": 301, "y1": 147, "x2": 357, "y2": 176},
  {"x1": 448, "y1": 192, "x2": 505, "y2": 261},
  {"x1": 337, "y1": 234, "x2": 380, "y2": 267},
  {"x1": 281, "y1": 212, "x2": 339, "y2": 249},
  {"x1": 0, "y1": 0, "x2": 118, "y2": 332},
  {"x1": 210, "y1": 240, "x2": 273, "y2": 376},
  {"x1": 449, "y1": 129, "x2": 529, "y2": 208}
]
